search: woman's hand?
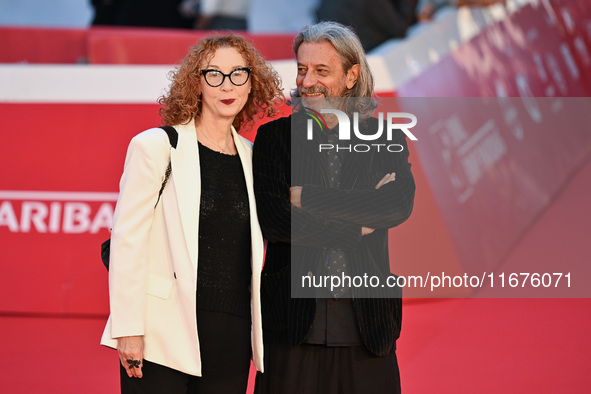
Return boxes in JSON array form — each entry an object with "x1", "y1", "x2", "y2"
[{"x1": 118, "y1": 336, "x2": 144, "y2": 378}]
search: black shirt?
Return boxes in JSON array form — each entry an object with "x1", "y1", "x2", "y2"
[
  {"x1": 303, "y1": 130, "x2": 362, "y2": 346},
  {"x1": 196, "y1": 141, "x2": 252, "y2": 318}
]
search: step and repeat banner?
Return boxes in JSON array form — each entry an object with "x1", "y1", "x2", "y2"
[{"x1": 0, "y1": 104, "x2": 161, "y2": 315}]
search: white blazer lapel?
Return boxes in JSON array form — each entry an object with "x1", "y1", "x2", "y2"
[
  {"x1": 232, "y1": 128, "x2": 265, "y2": 370},
  {"x1": 171, "y1": 122, "x2": 200, "y2": 272},
  {"x1": 233, "y1": 128, "x2": 257, "y2": 228},
  {"x1": 233, "y1": 128, "x2": 264, "y2": 269},
  {"x1": 232, "y1": 128, "x2": 253, "y2": 191}
]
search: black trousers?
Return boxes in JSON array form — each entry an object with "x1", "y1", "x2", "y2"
[
  {"x1": 254, "y1": 342, "x2": 401, "y2": 394},
  {"x1": 120, "y1": 310, "x2": 251, "y2": 394}
]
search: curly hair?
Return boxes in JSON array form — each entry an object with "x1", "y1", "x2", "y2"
[{"x1": 159, "y1": 35, "x2": 284, "y2": 131}]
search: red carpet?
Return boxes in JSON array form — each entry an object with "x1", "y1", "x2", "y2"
[
  {"x1": 2, "y1": 298, "x2": 589, "y2": 393},
  {"x1": 398, "y1": 298, "x2": 591, "y2": 393}
]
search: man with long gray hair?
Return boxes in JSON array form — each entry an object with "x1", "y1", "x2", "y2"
[{"x1": 252, "y1": 21, "x2": 415, "y2": 393}]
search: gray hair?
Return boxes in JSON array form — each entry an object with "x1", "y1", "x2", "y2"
[{"x1": 293, "y1": 21, "x2": 377, "y2": 115}]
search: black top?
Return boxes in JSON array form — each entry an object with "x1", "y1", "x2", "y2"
[{"x1": 196, "y1": 141, "x2": 252, "y2": 318}]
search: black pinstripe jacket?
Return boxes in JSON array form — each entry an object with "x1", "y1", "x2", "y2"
[{"x1": 252, "y1": 113, "x2": 415, "y2": 356}]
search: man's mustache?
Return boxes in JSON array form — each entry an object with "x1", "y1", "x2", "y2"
[{"x1": 299, "y1": 86, "x2": 329, "y2": 96}]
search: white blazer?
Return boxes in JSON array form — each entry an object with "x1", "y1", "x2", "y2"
[{"x1": 100, "y1": 121, "x2": 265, "y2": 376}]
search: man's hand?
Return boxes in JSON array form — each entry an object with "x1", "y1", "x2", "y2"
[
  {"x1": 375, "y1": 173, "x2": 396, "y2": 189},
  {"x1": 118, "y1": 336, "x2": 144, "y2": 378},
  {"x1": 363, "y1": 172, "x2": 397, "y2": 236},
  {"x1": 290, "y1": 186, "x2": 303, "y2": 208},
  {"x1": 293, "y1": 172, "x2": 396, "y2": 236},
  {"x1": 361, "y1": 226, "x2": 375, "y2": 236}
]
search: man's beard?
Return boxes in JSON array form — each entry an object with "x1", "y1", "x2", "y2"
[{"x1": 297, "y1": 86, "x2": 345, "y2": 115}]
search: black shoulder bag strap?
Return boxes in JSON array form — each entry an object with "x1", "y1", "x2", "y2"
[
  {"x1": 154, "y1": 125, "x2": 178, "y2": 207},
  {"x1": 101, "y1": 126, "x2": 178, "y2": 270}
]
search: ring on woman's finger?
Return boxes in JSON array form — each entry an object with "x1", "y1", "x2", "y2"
[{"x1": 126, "y1": 359, "x2": 141, "y2": 368}]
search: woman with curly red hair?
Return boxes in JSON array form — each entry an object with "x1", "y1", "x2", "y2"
[{"x1": 101, "y1": 34, "x2": 284, "y2": 393}]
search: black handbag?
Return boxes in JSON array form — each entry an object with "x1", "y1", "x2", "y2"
[{"x1": 101, "y1": 126, "x2": 178, "y2": 270}]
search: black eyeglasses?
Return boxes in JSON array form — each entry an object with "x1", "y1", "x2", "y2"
[{"x1": 201, "y1": 67, "x2": 251, "y2": 87}]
